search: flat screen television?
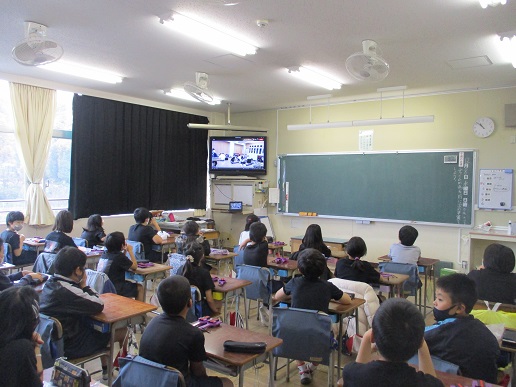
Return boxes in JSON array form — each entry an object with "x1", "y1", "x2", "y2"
[{"x1": 209, "y1": 136, "x2": 267, "y2": 176}]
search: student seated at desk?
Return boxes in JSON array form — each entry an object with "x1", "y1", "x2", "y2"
[
  {"x1": 40, "y1": 247, "x2": 127, "y2": 381},
  {"x1": 128, "y1": 207, "x2": 162, "y2": 263},
  {"x1": 80, "y1": 214, "x2": 106, "y2": 247},
  {"x1": 0, "y1": 211, "x2": 35, "y2": 265},
  {"x1": 0, "y1": 286, "x2": 44, "y2": 386},
  {"x1": 44, "y1": 210, "x2": 78, "y2": 253},
  {"x1": 274, "y1": 248, "x2": 351, "y2": 385},
  {"x1": 237, "y1": 214, "x2": 260, "y2": 249},
  {"x1": 242, "y1": 222, "x2": 268, "y2": 267},
  {"x1": 340, "y1": 298, "x2": 443, "y2": 387},
  {"x1": 388, "y1": 225, "x2": 421, "y2": 265},
  {"x1": 334, "y1": 237, "x2": 380, "y2": 285},
  {"x1": 467, "y1": 243, "x2": 516, "y2": 305},
  {"x1": 0, "y1": 237, "x2": 43, "y2": 291},
  {"x1": 180, "y1": 242, "x2": 221, "y2": 316},
  {"x1": 140, "y1": 275, "x2": 233, "y2": 387},
  {"x1": 97, "y1": 232, "x2": 143, "y2": 301},
  {"x1": 176, "y1": 220, "x2": 211, "y2": 258},
  {"x1": 425, "y1": 274, "x2": 499, "y2": 383}
]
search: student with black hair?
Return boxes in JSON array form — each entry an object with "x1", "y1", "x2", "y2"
[
  {"x1": 81, "y1": 214, "x2": 106, "y2": 247},
  {"x1": 44, "y1": 210, "x2": 77, "y2": 253},
  {"x1": 425, "y1": 273, "x2": 499, "y2": 383},
  {"x1": 274, "y1": 248, "x2": 351, "y2": 385},
  {"x1": 242, "y1": 222, "x2": 268, "y2": 267},
  {"x1": 291, "y1": 224, "x2": 332, "y2": 259},
  {"x1": 340, "y1": 298, "x2": 442, "y2": 387},
  {"x1": 0, "y1": 286, "x2": 44, "y2": 386},
  {"x1": 40, "y1": 246, "x2": 127, "y2": 381},
  {"x1": 128, "y1": 207, "x2": 163, "y2": 263},
  {"x1": 334, "y1": 236, "x2": 380, "y2": 284},
  {"x1": 468, "y1": 243, "x2": 516, "y2": 304},
  {"x1": 0, "y1": 237, "x2": 42, "y2": 291},
  {"x1": 97, "y1": 231, "x2": 143, "y2": 301},
  {"x1": 1, "y1": 210, "x2": 35, "y2": 265},
  {"x1": 388, "y1": 225, "x2": 421, "y2": 264},
  {"x1": 180, "y1": 242, "x2": 221, "y2": 316},
  {"x1": 238, "y1": 213, "x2": 260, "y2": 249},
  {"x1": 175, "y1": 220, "x2": 211, "y2": 257},
  {"x1": 140, "y1": 275, "x2": 233, "y2": 387}
]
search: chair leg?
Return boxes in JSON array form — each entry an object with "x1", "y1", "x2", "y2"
[
  {"x1": 286, "y1": 358, "x2": 290, "y2": 382},
  {"x1": 329, "y1": 350, "x2": 335, "y2": 387}
]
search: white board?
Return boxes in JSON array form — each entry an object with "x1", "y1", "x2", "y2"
[
  {"x1": 213, "y1": 184, "x2": 232, "y2": 205},
  {"x1": 233, "y1": 185, "x2": 254, "y2": 206},
  {"x1": 478, "y1": 169, "x2": 513, "y2": 210}
]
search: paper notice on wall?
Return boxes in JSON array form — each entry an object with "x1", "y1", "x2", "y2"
[{"x1": 359, "y1": 130, "x2": 373, "y2": 151}]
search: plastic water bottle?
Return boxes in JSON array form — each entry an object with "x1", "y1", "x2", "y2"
[{"x1": 509, "y1": 221, "x2": 514, "y2": 236}]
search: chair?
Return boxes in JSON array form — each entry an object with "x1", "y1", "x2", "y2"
[
  {"x1": 126, "y1": 240, "x2": 145, "y2": 261},
  {"x1": 378, "y1": 261, "x2": 421, "y2": 297},
  {"x1": 408, "y1": 354, "x2": 460, "y2": 375},
  {"x1": 113, "y1": 356, "x2": 186, "y2": 387},
  {"x1": 271, "y1": 307, "x2": 334, "y2": 386},
  {"x1": 233, "y1": 245, "x2": 245, "y2": 268},
  {"x1": 168, "y1": 253, "x2": 187, "y2": 275},
  {"x1": 85, "y1": 269, "x2": 116, "y2": 294},
  {"x1": 72, "y1": 237, "x2": 88, "y2": 247},
  {"x1": 186, "y1": 286, "x2": 203, "y2": 323},
  {"x1": 32, "y1": 252, "x2": 57, "y2": 274},
  {"x1": 36, "y1": 313, "x2": 64, "y2": 369},
  {"x1": 236, "y1": 264, "x2": 272, "y2": 330}
]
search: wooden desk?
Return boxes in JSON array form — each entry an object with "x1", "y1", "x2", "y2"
[
  {"x1": 329, "y1": 298, "x2": 366, "y2": 375},
  {"x1": 378, "y1": 256, "x2": 440, "y2": 314},
  {"x1": 23, "y1": 238, "x2": 46, "y2": 255},
  {"x1": 206, "y1": 252, "x2": 238, "y2": 274},
  {"x1": 132, "y1": 263, "x2": 172, "y2": 302},
  {"x1": 268, "y1": 243, "x2": 286, "y2": 256},
  {"x1": 436, "y1": 369, "x2": 501, "y2": 386},
  {"x1": 92, "y1": 293, "x2": 156, "y2": 386},
  {"x1": 469, "y1": 229, "x2": 516, "y2": 270},
  {"x1": 212, "y1": 275, "x2": 252, "y2": 327},
  {"x1": 267, "y1": 257, "x2": 298, "y2": 277},
  {"x1": 157, "y1": 237, "x2": 176, "y2": 263},
  {"x1": 203, "y1": 323, "x2": 283, "y2": 387},
  {"x1": 85, "y1": 250, "x2": 102, "y2": 269},
  {"x1": 379, "y1": 273, "x2": 410, "y2": 298},
  {"x1": 290, "y1": 236, "x2": 348, "y2": 254}
]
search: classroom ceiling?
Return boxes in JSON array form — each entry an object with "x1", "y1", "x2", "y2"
[{"x1": 1, "y1": 0, "x2": 516, "y2": 114}]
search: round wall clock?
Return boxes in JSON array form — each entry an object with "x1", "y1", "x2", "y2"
[{"x1": 472, "y1": 117, "x2": 495, "y2": 138}]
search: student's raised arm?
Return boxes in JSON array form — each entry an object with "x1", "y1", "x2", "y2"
[
  {"x1": 355, "y1": 329, "x2": 375, "y2": 363},
  {"x1": 417, "y1": 338, "x2": 437, "y2": 377}
]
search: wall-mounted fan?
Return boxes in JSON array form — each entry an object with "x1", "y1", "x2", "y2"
[
  {"x1": 12, "y1": 21, "x2": 63, "y2": 66},
  {"x1": 184, "y1": 72, "x2": 216, "y2": 104},
  {"x1": 345, "y1": 40, "x2": 389, "y2": 82}
]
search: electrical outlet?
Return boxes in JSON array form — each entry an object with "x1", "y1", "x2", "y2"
[{"x1": 461, "y1": 260, "x2": 468, "y2": 269}]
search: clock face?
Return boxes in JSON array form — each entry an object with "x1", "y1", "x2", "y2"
[{"x1": 473, "y1": 117, "x2": 495, "y2": 138}]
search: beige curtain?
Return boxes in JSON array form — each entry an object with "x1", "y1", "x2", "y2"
[{"x1": 9, "y1": 82, "x2": 56, "y2": 226}]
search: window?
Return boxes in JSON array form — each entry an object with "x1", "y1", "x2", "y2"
[{"x1": 0, "y1": 81, "x2": 73, "y2": 215}]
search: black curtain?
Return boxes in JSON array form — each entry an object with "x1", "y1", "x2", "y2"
[{"x1": 69, "y1": 94, "x2": 209, "y2": 219}]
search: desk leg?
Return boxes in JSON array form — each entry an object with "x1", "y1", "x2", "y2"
[
  {"x1": 107, "y1": 325, "x2": 115, "y2": 386},
  {"x1": 268, "y1": 352, "x2": 274, "y2": 387},
  {"x1": 336, "y1": 314, "x2": 343, "y2": 373},
  {"x1": 238, "y1": 365, "x2": 244, "y2": 387}
]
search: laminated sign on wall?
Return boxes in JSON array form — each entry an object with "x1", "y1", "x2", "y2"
[{"x1": 478, "y1": 169, "x2": 513, "y2": 210}]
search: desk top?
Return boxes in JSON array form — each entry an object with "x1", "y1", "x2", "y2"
[
  {"x1": 378, "y1": 255, "x2": 440, "y2": 267},
  {"x1": 379, "y1": 273, "x2": 409, "y2": 286},
  {"x1": 212, "y1": 275, "x2": 252, "y2": 293},
  {"x1": 24, "y1": 238, "x2": 46, "y2": 247},
  {"x1": 134, "y1": 263, "x2": 172, "y2": 275},
  {"x1": 267, "y1": 257, "x2": 298, "y2": 271},
  {"x1": 291, "y1": 235, "x2": 348, "y2": 244},
  {"x1": 92, "y1": 293, "x2": 156, "y2": 324},
  {"x1": 329, "y1": 298, "x2": 365, "y2": 314},
  {"x1": 207, "y1": 252, "x2": 238, "y2": 260},
  {"x1": 435, "y1": 369, "x2": 501, "y2": 386},
  {"x1": 203, "y1": 323, "x2": 282, "y2": 367}
]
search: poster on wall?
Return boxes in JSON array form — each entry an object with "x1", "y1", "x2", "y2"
[{"x1": 478, "y1": 169, "x2": 513, "y2": 210}]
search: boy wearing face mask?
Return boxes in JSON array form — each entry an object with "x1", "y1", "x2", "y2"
[
  {"x1": 128, "y1": 207, "x2": 163, "y2": 263},
  {"x1": 1, "y1": 211, "x2": 35, "y2": 265},
  {"x1": 424, "y1": 273, "x2": 499, "y2": 383}
]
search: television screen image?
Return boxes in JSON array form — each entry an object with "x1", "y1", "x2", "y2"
[{"x1": 210, "y1": 136, "x2": 267, "y2": 176}]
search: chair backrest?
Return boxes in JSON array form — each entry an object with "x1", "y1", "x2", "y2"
[
  {"x1": 36, "y1": 313, "x2": 64, "y2": 369},
  {"x1": 168, "y1": 253, "x2": 187, "y2": 275},
  {"x1": 272, "y1": 307, "x2": 333, "y2": 365},
  {"x1": 408, "y1": 353, "x2": 460, "y2": 375},
  {"x1": 126, "y1": 240, "x2": 145, "y2": 261},
  {"x1": 114, "y1": 356, "x2": 185, "y2": 387},
  {"x1": 32, "y1": 252, "x2": 57, "y2": 274},
  {"x1": 379, "y1": 261, "x2": 420, "y2": 296},
  {"x1": 233, "y1": 245, "x2": 244, "y2": 268},
  {"x1": 236, "y1": 264, "x2": 271, "y2": 303},
  {"x1": 72, "y1": 237, "x2": 88, "y2": 247},
  {"x1": 186, "y1": 286, "x2": 203, "y2": 323},
  {"x1": 3, "y1": 243, "x2": 13, "y2": 264},
  {"x1": 85, "y1": 269, "x2": 116, "y2": 294}
]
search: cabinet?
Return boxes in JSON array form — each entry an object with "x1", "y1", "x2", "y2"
[{"x1": 469, "y1": 230, "x2": 516, "y2": 270}]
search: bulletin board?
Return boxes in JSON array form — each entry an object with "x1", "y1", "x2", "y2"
[{"x1": 478, "y1": 169, "x2": 513, "y2": 210}]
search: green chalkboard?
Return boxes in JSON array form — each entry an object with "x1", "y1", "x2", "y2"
[{"x1": 278, "y1": 150, "x2": 475, "y2": 226}]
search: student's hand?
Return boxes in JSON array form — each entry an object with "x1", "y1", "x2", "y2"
[
  {"x1": 80, "y1": 269, "x2": 88, "y2": 288},
  {"x1": 32, "y1": 332, "x2": 43, "y2": 346},
  {"x1": 125, "y1": 244, "x2": 133, "y2": 254},
  {"x1": 355, "y1": 328, "x2": 375, "y2": 363},
  {"x1": 150, "y1": 217, "x2": 161, "y2": 231},
  {"x1": 19, "y1": 234, "x2": 26, "y2": 243},
  {"x1": 27, "y1": 272, "x2": 42, "y2": 281}
]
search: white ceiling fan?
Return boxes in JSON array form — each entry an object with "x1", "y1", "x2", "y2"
[
  {"x1": 345, "y1": 40, "x2": 390, "y2": 82},
  {"x1": 184, "y1": 72, "x2": 218, "y2": 105},
  {"x1": 12, "y1": 21, "x2": 63, "y2": 66}
]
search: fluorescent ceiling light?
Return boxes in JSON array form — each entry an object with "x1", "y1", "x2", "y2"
[
  {"x1": 287, "y1": 116, "x2": 434, "y2": 130},
  {"x1": 287, "y1": 66, "x2": 342, "y2": 90},
  {"x1": 479, "y1": 0, "x2": 506, "y2": 8},
  {"x1": 164, "y1": 88, "x2": 221, "y2": 105},
  {"x1": 160, "y1": 13, "x2": 257, "y2": 56},
  {"x1": 499, "y1": 32, "x2": 516, "y2": 68},
  {"x1": 187, "y1": 123, "x2": 267, "y2": 132},
  {"x1": 42, "y1": 62, "x2": 123, "y2": 84}
]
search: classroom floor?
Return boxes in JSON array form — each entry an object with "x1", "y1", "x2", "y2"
[{"x1": 86, "y1": 277, "x2": 437, "y2": 386}]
